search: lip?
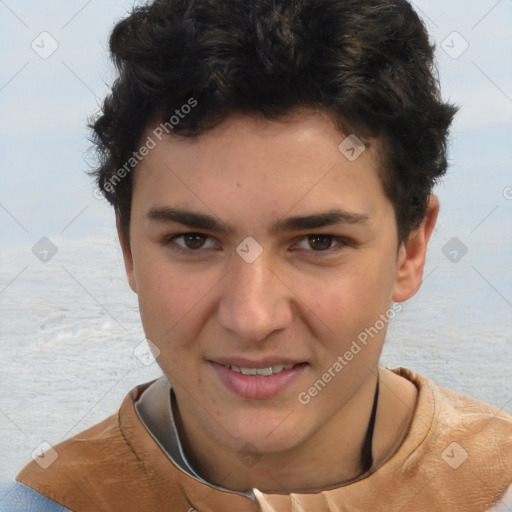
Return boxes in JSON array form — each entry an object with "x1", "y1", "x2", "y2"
[{"x1": 210, "y1": 361, "x2": 309, "y2": 400}]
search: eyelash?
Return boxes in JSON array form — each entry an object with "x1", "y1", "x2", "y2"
[{"x1": 164, "y1": 232, "x2": 352, "y2": 258}]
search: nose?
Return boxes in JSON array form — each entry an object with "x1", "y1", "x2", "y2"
[{"x1": 216, "y1": 250, "x2": 293, "y2": 343}]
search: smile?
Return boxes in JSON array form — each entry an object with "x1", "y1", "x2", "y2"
[
  {"x1": 210, "y1": 361, "x2": 309, "y2": 400},
  {"x1": 228, "y1": 364, "x2": 296, "y2": 376}
]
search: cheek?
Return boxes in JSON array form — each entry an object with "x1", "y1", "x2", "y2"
[
  {"x1": 315, "y1": 259, "x2": 397, "y2": 341},
  {"x1": 133, "y1": 257, "x2": 219, "y2": 371},
  {"x1": 136, "y1": 281, "x2": 196, "y2": 376},
  {"x1": 133, "y1": 257, "x2": 193, "y2": 342}
]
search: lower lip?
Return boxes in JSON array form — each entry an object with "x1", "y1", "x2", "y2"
[{"x1": 210, "y1": 362, "x2": 308, "y2": 400}]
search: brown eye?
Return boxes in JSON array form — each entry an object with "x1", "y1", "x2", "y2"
[
  {"x1": 307, "y1": 235, "x2": 334, "y2": 251},
  {"x1": 165, "y1": 233, "x2": 215, "y2": 254},
  {"x1": 181, "y1": 234, "x2": 207, "y2": 250},
  {"x1": 295, "y1": 234, "x2": 350, "y2": 258}
]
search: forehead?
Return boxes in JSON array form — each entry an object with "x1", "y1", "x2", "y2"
[{"x1": 131, "y1": 111, "x2": 391, "y2": 231}]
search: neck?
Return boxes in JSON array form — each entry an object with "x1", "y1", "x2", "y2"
[{"x1": 174, "y1": 369, "x2": 403, "y2": 493}]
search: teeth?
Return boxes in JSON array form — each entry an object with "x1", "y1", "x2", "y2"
[
  {"x1": 241, "y1": 367, "x2": 258, "y2": 375},
  {"x1": 229, "y1": 363, "x2": 296, "y2": 376}
]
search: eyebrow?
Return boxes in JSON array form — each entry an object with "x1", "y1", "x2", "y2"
[{"x1": 146, "y1": 207, "x2": 369, "y2": 234}]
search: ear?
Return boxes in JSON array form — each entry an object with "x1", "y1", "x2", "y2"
[
  {"x1": 116, "y1": 211, "x2": 137, "y2": 294},
  {"x1": 392, "y1": 195, "x2": 439, "y2": 303}
]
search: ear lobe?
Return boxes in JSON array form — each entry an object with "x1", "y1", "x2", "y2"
[
  {"x1": 392, "y1": 195, "x2": 439, "y2": 303},
  {"x1": 116, "y1": 212, "x2": 137, "y2": 294}
]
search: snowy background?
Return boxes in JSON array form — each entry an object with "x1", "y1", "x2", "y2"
[{"x1": 1, "y1": 0, "x2": 511, "y2": 492}]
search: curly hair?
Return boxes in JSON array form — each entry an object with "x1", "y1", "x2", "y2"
[{"x1": 89, "y1": 0, "x2": 457, "y2": 246}]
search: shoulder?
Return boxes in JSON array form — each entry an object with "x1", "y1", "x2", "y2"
[
  {"x1": 396, "y1": 368, "x2": 512, "y2": 510},
  {"x1": 14, "y1": 410, "x2": 126, "y2": 508},
  {"x1": 395, "y1": 367, "x2": 512, "y2": 441},
  {"x1": 1, "y1": 482, "x2": 71, "y2": 511},
  {"x1": 432, "y1": 374, "x2": 512, "y2": 448},
  {"x1": 14, "y1": 380, "x2": 159, "y2": 510},
  {"x1": 435, "y1": 379, "x2": 512, "y2": 494}
]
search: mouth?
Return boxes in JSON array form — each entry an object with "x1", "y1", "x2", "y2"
[
  {"x1": 209, "y1": 360, "x2": 309, "y2": 400},
  {"x1": 228, "y1": 363, "x2": 297, "y2": 376}
]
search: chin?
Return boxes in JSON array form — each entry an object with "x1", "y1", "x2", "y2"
[{"x1": 218, "y1": 413, "x2": 308, "y2": 455}]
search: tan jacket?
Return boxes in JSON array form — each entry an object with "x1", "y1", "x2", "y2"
[{"x1": 16, "y1": 368, "x2": 512, "y2": 511}]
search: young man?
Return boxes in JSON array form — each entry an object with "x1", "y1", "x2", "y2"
[{"x1": 6, "y1": 0, "x2": 511, "y2": 510}]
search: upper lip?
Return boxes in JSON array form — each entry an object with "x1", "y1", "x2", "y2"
[{"x1": 210, "y1": 357, "x2": 307, "y2": 369}]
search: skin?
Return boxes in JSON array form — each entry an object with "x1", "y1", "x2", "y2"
[{"x1": 118, "y1": 109, "x2": 439, "y2": 493}]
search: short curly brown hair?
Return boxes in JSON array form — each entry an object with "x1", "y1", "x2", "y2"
[{"x1": 89, "y1": 0, "x2": 457, "y2": 246}]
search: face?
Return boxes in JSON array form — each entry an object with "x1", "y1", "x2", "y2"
[{"x1": 120, "y1": 110, "x2": 430, "y2": 454}]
